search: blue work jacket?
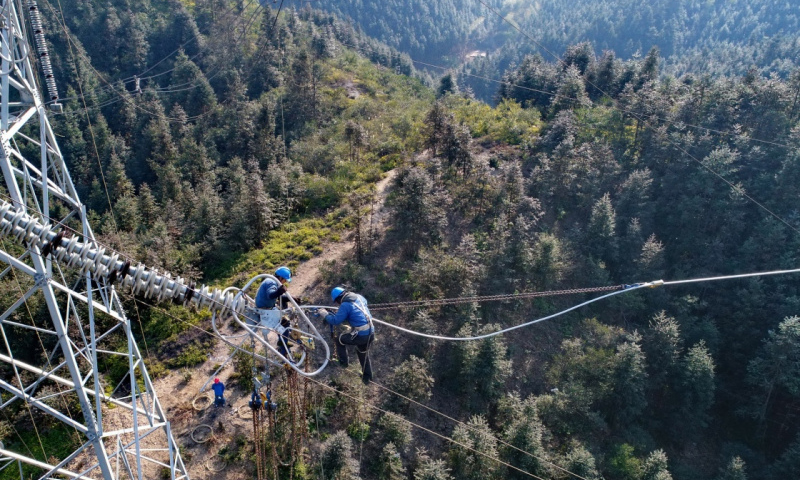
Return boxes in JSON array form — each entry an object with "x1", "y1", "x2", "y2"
[
  {"x1": 255, "y1": 277, "x2": 282, "y2": 309},
  {"x1": 211, "y1": 382, "x2": 225, "y2": 397},
  {"x1": 324, "y1": 292, "x2": 374, "y2": 336}
]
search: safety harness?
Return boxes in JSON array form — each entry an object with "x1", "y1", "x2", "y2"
[{"x1": 347, "y1": 296, "x2": 375, "y2": 334}]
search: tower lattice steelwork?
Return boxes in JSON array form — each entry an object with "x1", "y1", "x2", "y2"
[{"x1": 0, "y1": 1, "x2": 189, "y2": 478}]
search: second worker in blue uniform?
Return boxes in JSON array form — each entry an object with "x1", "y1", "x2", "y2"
[{"x1": 316, "y1": 287, "x2": 374, "y2": 384}]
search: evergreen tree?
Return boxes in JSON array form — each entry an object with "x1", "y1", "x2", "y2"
[
  {"x1": 386, "y1": 356, "x2": 434, "y2": 414},
  {"x1": 676, "y1": 341, "x2": 716, "y2": 436},
  {"x1": 424, "y1": 102, "x2": 453, "y2": 157},
  {"x1": 449, "y1": 416, "x2": 501, "y2": 480},
  {"x1": 437, "y1": 73, "x2": 458, "y2": 98},
  {"x1": 607, "y1": 336, "x2": 648, "y2": 427},
  {"x1": 769, "y1": 434, "x2": 800, "y2": 480},
  {"x1": 389, "y1": 167, "x2": 448, "y2": 255},
  {"x1": 168, "y1": 52, "x2": 217, "y2": 117},
  {"x1": 452, "y1": 324, "x2": 512, "y2": 408},
  {"x1": 563, "y1": 42, "x2": 594, "y2": 75},
  {"x1": 500, "y1": 396, "x2": 549, "y2": 479},
  {"x1": 587, "y1": 193, "x2": 617, "y2": 265},
  {"x1": 550, "y1": 65, "x2": 592, "y2": 114},
  {"x1": 641, "y1": 449, "x2": 673, "y2": 480},
  {"x1": 414, "y1": 449, "x2": 453, "y2": 480},
  {"x1": 320, "y1": 431, "x2": 359, "y2": 480},
  {"x1": 378, "y1": 443, "x2": 406, "y2": 480},
  {"x1": 441, "y1": 122, "x2": 473, "y2": 175},
  {"x1": 717, "y1": 456, "x2": 748, "y2": 480},
  {"x1": 378, "y1": 414, "x2": 413, "y2": 449},
  {"x1": 745, "y1": 317, "x2": 800, "y2": 427},
  {"x1": 637, "y1": 46, "x2": 661, "y2": 89},
  {"x1": 563, "y1": 443, "x2": 602, "y2": 480}
]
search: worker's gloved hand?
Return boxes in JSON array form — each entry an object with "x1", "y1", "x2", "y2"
[
  {"x1": 316, "y1": 308, "x2": 329, "y2": 319},
  {"x1": 280, "y1": 317, "x2": 290, "y2": 328},
  {"x1": 275, "y1": 285, "x2": 287, "y2": 297}
]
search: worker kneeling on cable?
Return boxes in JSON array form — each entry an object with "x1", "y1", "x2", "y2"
[{"x1": 316, "y1": 287, "x2": 374, "y2": 384}]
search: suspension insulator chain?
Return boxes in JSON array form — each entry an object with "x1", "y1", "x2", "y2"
[
  {"x1": 0, "y1": 199, "x2": 245, "y2": 314},
  {"x1": 368, "y1": 284, "x2": 626, "y2": 311},
  {"x1": 26, "y1": 1, "x2": 61, "y2": 107}
]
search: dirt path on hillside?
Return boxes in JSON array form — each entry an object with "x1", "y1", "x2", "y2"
[{"x1": 289, "y1": 169, "x2": 397, "y2": 302}]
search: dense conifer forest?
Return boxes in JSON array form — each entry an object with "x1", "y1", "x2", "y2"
[
  {"x1": 318, "y1": 0, "x2": 800, "y2": 100},
  {"x1": 1, "y1": 1, "x2": 800, "y2": 479}
]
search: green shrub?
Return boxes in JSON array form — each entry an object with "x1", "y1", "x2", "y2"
[
  {"x1": 347, "y1": 420, "x2": 370, "y2": 442},
  {"x1": 169, "y1": 342, "x2": 209, "y2": 368}
]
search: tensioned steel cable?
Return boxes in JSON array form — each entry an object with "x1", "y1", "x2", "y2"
[
  {"x1": 369, "y1": 284, "x2": 625, "y2": 311},
  {"x1": 370, "y1": 268, "x2": 800, "y2": 341}
]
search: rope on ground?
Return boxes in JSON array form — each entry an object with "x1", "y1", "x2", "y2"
[
  {"x1": 191, "y1": 424, "x2": 214, "y2": 444},
  {"x1": 192, "y1": 394, "x2": 213, "y2": 411},
  {"x1": 205, "y1": 454, "x2": 227, "y2": 473}
]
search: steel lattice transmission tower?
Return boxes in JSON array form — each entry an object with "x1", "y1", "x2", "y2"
[{"x1": 0, "y1": 1, "x2": 189, "y2": 478}]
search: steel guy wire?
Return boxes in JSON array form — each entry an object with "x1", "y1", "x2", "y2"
[{"x1": 368, "y1": 284, "x2": 625, "y2": 311}]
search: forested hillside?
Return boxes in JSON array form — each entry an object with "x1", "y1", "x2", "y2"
[
  {"x1": 1, "y1": 1, "x2": 799, "y2": 480},
  {"x1": 317, "y1": 0, "x2": 800, "y2": 100}
]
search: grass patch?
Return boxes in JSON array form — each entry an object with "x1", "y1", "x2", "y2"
[
  {"x1": 209, "y1": 217, "x2": 344, "y2": 281},
  {"x1": 0, "y1": 423, "x2": 82, "y2": 480}
]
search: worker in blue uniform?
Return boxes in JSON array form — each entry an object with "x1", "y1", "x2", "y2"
[
  {"x1": 316, "y1": 287, "x2": 374, "y2": 383},
  {"x1": 211, "y1": 378, "x2": 226, "y2": 407},
  {"x1": 255, "y1": 266, "x2": 292, "y2": 309}
]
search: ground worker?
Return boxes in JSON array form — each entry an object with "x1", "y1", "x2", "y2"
[
  {"x1": 255, "y1": 266, "x2": 292, "y2": 309},
  {"x1": 211, "y1": 378, "x2": 225, "y2": 407},
  {"x1": 315, "y1": 287, "x2": 374, "y2": 384}
]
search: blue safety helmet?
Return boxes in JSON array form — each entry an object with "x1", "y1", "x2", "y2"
[
  {"x1": 275, "y1": 266, "x2": 292, "y2": 282},
  {"x1": 331, "y1": 287, "x2": 346, "y2": 302}
]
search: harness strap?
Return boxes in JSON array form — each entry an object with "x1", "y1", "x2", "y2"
[{"x1": 349, "y1": 298, "x2": 374, "y2": 333}]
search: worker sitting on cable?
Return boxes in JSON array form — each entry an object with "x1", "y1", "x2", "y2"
[
  {"x1": 255, "y1": 266, "x2": 292, "y2": 309},
  {"x1": 315, "y1": 287, "x2": 374, "y2": 384},
  {"x1": 253, "y1": 267, "x2": 292, "y2": 335}
]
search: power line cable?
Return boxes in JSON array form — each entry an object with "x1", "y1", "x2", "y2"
[
  {"x1": 306, "y1": 376, "x2": 549, "y2": 480},
  {"x1": 3, "y1": 186, "x2": 800, "y2": 342},
  {"x1": 352, "y1": 372, "x2": 591, "y2": 480},
  {"x1": 47, "y1": 0, "x2": 265, "y2": 123},
  {"x1": 43, "y1": 0, "x2": 261, "y2": 107},
  {"x1": 368, "y1": 268, "x2": 800, "y2": 341},
  {"x1": 369, "y1": 285, "x2": 624, "y2": 311}
]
